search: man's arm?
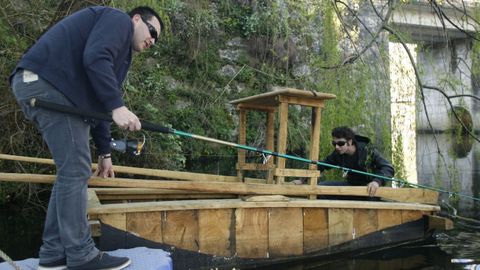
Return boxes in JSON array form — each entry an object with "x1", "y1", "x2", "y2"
[
  {"x1": 370, "y1": 148, "x2": 395, "y2": 185},
  {"x1": 83, "y1": 9, "x2": 132, "y2": 111},
  {"x1": 367, "y1": 149, "x2": 395, "y2": 196}
]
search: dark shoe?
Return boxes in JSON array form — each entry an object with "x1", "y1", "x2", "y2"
[
  {"x1": 69, "y1": 252, "x2": 131, "y2": 270},
  {"x1": 37, "y1": 257, "x2": 67, "y2": 270}
]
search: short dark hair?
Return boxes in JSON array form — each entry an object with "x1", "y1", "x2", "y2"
[
  {"x1": 128, "y1": 6, "x2": 165, "y2": 34},
  {"x1": 331, "y1": 126, "x2": 356, "y2": 141}
]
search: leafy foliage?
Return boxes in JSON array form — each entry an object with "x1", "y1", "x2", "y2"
[{"x1": 0, "y1": 0, "x2": 395, "y2": 202}]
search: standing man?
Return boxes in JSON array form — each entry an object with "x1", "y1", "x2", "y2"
[
  {"x1": 10, "y1": 6, "x2": 163, "y2": 270},
  {"x1": 318, "y1": 126, "x2": 395, "y2": 197}
]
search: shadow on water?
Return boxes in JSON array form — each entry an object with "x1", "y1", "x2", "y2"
[{"x1": 255, "y1": 231, "x2": 480, "y2": 270}]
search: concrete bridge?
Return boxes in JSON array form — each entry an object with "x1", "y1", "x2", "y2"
[{"x1": 380, "y1": 1, "x2": 479, "y2": 185}]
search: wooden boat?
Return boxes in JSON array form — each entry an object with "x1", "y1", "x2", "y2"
[
  {"x1": 86, "y1": 184, "x2": 451, "y2": 270},
  {"x1": 0, "y1": 89, "x2": 454, "y2": 269}
]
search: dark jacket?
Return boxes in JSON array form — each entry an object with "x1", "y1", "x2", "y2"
[
  {"x1": 319, "y1": 135, "x2": 394, "y2": 186},
  {"x1": 10, "y1": 6, "x2": 133, "y2": 154}
]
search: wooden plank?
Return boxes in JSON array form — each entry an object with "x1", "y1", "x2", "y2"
[
  {"x1": 87, "y1": 189, "x2": 101, "y2": 208},
  {"x1": 377, "y1": 209, "x2": 402, "y2": 230},
  {"x1": 237, "y1": 109, "x2": 247, "y2": 178},
  {"x1": 303, "y1": 208, "x2": 328, "y2": 253},
  {"x1": 401, "y1": 210, "x2": 423, "y2": 223},
  {"x1": 93, "y1": 188, "x2": 230, "y2": 195},
  {"x1": 278, "y1": 95, "x2": 326, "y2": 108},
  {"x1": 244, "y1": 178, "x2": 267, "y2": 184},
  {"x1": 88, "y1": 198, "x2": 440, "y2": 215},
  {"x1": 99, "y1": 213, "x2": 126, "y2": 230},
  {"x1": 2, "y1": 173, "x2": 439, "y2": 204},
  {"x1": 375, "y1": 188, "x2": 439, "y2": 204},
  {"x1": 236, "y1": 103, "x2": 276, "y2": 112},
  {"x1": 163, "y1": 210, "x2": 199, "y2": 251},
  {"x1": 97, "y1": 193, "x2": 236, "y2": 201},
  {"x1": 242, "y1": 195, "x2": 290, "y2": 202},
  {"x1": 274, "y1": 168, "x2": 320, "y2": 178},
  {"x1": 266, "y1": 111, "x2": 275, "y2": 184},
  {"x1": 427, "y1": 215, "x2": 454, "y2": 230},
  {"x1": 269, "y1": 208, "x2": 303, "y2": 256},
  {"x1": 89, "y1": 220, "x2": 101, "y2": 237},
  {"x1": 237, "y1": 163, "x2": 275, "y2": 171},
  {"x1": 0, "y1": 155, "x2": 240, "y2": 182},
  {"x1": 276, "y1": 102, "x2": 289, "y2": 184},
  {"x1": 422, "y1": 189, "x2": 439, "y2": 204},
  {"x1": 126, "y1": 212, "x2": 163, "y2": 243},
  {"x1": 230, "y1": 88, "x2": 336, "y2": 107},
  {"x1": 198, "y1": 209, "x2": 233, "y2": 257},
  {"x1": 308, "y1": 107, "x2": 322, "y2": 199},
  {"x1": 235, "y1": 208, "x2": 268, "y2": 258},
  {"x1": 353, "y1": 209, "x2": 378, "y2": 238},
  {"x1": 328, "y1": 208, "x2": 354, "y2": 246}
]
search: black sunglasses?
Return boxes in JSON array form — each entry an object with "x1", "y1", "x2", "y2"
[
  {"x1": 141, "y1": 17, "x2": 158, "y2": 43},
  {"x1": 331, "y1": 140, "x2": 347, "y2": 147}
]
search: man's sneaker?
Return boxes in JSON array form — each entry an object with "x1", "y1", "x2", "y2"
[
  {"x1": 69, "y1": 252, "x2": 131, "y2": 270},
  {"x1": 37, "y1": 257, "x2": 67, "y2": 270}
]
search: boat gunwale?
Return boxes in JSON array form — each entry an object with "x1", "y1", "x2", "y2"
[{"x1": 87, "y1": 194, "x2": 440, "y2": 215}]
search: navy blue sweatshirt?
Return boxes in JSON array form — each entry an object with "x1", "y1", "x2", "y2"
[{"x1": 11, "y1": 6, "x2": 133, "y2": 154}]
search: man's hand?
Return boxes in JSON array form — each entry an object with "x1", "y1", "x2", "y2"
[
  {"x1": 367, "y1": 181, "x2": 380, "y2": 197},
  {"x1": 93, "y1": 155, "x2": 115, "y2": 178},
  {"x1": 112, "y1": 106, "x2": 141, "y2": 131}
]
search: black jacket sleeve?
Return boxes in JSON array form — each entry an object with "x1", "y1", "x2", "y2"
[
  {"x1": 317, "y1": 151, "x2": 338, "y2": 172},
  {"x1": 369, "y1": 149, "x2": 395, "y2": 185},
  {"x1": 91, "y1": 120, "x2": 112, "y2": 155}
]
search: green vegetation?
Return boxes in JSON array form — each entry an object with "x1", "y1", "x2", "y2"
[{"x1": 0, "y1": 0, "x2": 395, "y2": 204}]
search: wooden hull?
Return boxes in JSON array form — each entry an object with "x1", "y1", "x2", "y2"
[
  {"x1": 98, "y1": 218, "x2": 430, "y2": 270},
  {"x1": 87, "y1": 189, "x2": 445, "y2": 269}
]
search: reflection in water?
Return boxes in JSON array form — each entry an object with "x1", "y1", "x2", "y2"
[
  {"x1": 262, "y1": 231, "x2": 480, "y2": 270},
  {"x1": 416, "y1": 133, "x2": 480, "y2": 218},
  {"x1": 450, "y1": 134, "x2": 474, "y2": 158}
]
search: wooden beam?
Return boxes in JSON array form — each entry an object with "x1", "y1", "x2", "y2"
[
  {"x1": 276, "y1": 102, "x2": 289, "y2": 184},
  {"x1": 0, "y1": 173, "x2": 439, "y2": 204},
  {"x1": 274, "y1": 168, "x2": 320, "y2": 178},
  {"x1": 303, "y1": 208, "x2": 328, "y2": 253},
  {"x1": 328, "y1": 208, "x2": 353, "y2": 246},
  {"x1": 278, "y1": 95, "x2": 326, "y2": 108},
  {"x1": 198, "y1": 209, "x2": 233, "y2": 256},
  {"x1": 427, "y1": 215, "x2": 454, "y2": 231},
  {"x1": 163, "y1": 210, "x2": 199, "y2": 251},
  {"x1": 235, "y1": 103, "x2": 276, "y2": 112},
  {"x1": 86, "y1": 198, "x2": 440, "y2": 215},
  {"x1": 0, "y1": 154, "x2": 239, "y2": 182},
  {"x1": 236, "y1": 208, "x2": 268, "y2": 258},
  {"x1": 237, "y1": 163, "x2": 275, "y2": 171},
  {"x1": 269, "y1": 208, "x2": 303, "y2": 256}
]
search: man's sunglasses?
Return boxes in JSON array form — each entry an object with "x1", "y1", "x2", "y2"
[
  {"x1": 141, "y1": 17, "x2": 158, "y2": 43},
  {"x1": 331, "y1": 140, "x2": 347, "y2": 147}
]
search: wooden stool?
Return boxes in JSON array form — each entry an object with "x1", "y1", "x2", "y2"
[{"x1": 230, "y1": 87, "x2": 336, "y2": 198}]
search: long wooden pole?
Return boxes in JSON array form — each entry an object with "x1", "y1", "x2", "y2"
[
  {"x1": 0, "y1": 172, "x2": 438, "y2": 204},
  {"x1": 0, "y1": 153, "x2": 238, "y2": 182}
]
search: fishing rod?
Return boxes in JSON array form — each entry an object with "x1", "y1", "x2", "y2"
[{"x1": 29, "y1": 98, "x2": 480, "y2": 202}]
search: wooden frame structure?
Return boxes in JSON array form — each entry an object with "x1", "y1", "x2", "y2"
[{"x1": 230, "y1": 87, "x2": 336, "y2": 198}]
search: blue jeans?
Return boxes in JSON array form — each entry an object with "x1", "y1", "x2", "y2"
[{"x1": 11, "y1": 70, "x2": 98, "y2": 267}]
